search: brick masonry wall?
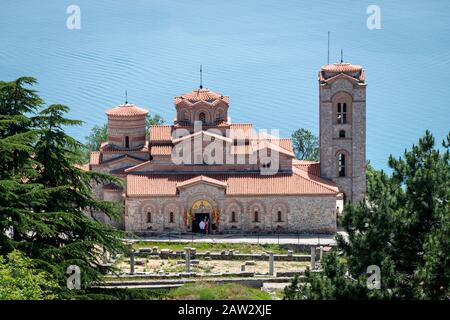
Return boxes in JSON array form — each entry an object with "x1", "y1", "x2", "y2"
[{"x1": 319, "y1": 76, "x2": 366, "y2": 203}]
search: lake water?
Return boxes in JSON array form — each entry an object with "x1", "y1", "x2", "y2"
[{"x1": 1, "y1": 0, "x2": 449, "y2": 170}]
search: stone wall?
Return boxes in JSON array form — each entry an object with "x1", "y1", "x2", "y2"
[{"x1": 125, "y1": 183, "x2": 337, "y2": 234}]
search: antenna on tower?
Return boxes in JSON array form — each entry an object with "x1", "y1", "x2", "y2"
[
  {"x1": 340, "y1": 48, "x2": 344, "y2": 63},
  {"x1": 199, "y1": 65, "x2": 203, "y2": 89},
  {"x1": 327, "y1": 31, "x2": 330, "y2": 65},
  {"x1": 125, "y1": 90, "x2": 128, "y2": 104}
]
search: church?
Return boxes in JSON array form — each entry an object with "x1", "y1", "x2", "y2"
[{"x1": 88, "y1": 62, "x2": 366, "y2": 235}]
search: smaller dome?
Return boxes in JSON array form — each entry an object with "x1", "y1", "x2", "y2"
[
  {"x1": 105, "y1": 103, "x2": 148, "y2": 118},
  {"x1": 175, "y1": 88, "x2": 229, "y2": 104}
]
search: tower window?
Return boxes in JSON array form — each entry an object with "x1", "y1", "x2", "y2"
[
  {"x1": 147, "y1": 211, "x2": 152, "y2": 223},
  {"x1": 339, "y1": 130, "x2": 346, "y2": 138},
  {"x1": 337, "y1": 103, "x2": 347, "y2": 124},
  {"x1": 231, "y1": 211, "x2": 236, "y2": 223},
  {"x1": 277, "y1": 211, "x2": 282, "y2": 222},
  {"x1": 183, "y1": 111, "x2": 189, "y2": 122},
  {"x1": 169, "y1": 212, "x2": 174, "y2": 223},
  {"x1": 253, "y1": 211, "x2": 259, "y2": 223},
  {"x1": 125, "y1": 136, "x2": 130, "y2": 148},
  {"x1": 338, "y1": 153, "x2": 346, "y2": 177},
  {"x1": 199, "y1": 112, "x2": 206, "y2": 124}
]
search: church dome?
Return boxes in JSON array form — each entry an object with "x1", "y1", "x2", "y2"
[
  {"x1": 175, "y1": 88, "x2": 229, "y2": 105},
  {"x1": 105, "y1": 103, "x2": 148, "y2": 118}
]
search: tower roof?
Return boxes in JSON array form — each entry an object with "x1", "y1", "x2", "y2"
[
  {"x1": 175, "y1": 88, "x2": 229, "y2": 105},
  {"x1": 105, "y1": 103, "x2": 148, "y2": 118},
  {"x1": 319, "y1": 62, "x2": 365, "y2": 83}
]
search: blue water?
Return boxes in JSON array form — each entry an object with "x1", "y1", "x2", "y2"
[{"x1": 1, "y1": 0, "x2": 449, "y2": 170}]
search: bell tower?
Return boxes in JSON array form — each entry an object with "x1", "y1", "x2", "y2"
[{"x1": 318, "y1": 62, "x2": 366, "y2": 203}]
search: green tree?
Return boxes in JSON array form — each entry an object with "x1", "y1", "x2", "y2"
[
  {"x1": 0, "y1": 77, "x2": 126, "y2": 294},
  {"x1": 84, "y1": 124, "x2": 107, "y2": 155},
  {"x1": 291, "y1": 128, "x2": 318, "y2": 161},
  {"x1": 0, "y1": 250, "x2": 57, "y2": 300},
  {"x1": 285, "y1": 131, "x2": 450, "y2": 300},
  {"x1": 147, "y1": 113, "x2": 165, "y2": 126}
]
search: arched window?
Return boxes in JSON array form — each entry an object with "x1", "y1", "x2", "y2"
[
  {"x1": 231, "y1": 211, "x2": 236, "y2": 223},
  {"x1": 147, "y1": 211, "x2": 152, "y2": 223},
  {"x1": 199, "y1": 112, "x2": 206, "y2": 124},
  {"x1": 338, "y1": 153, "x2": 346, "y2": 177},
  {"x1": 339, "y1": 130, "x2": 346, "y2": 138},
  {"x1": 169, "y1": 212, "x2": 174, "y2": 223},
  {"x1": 337, "y1": 103, "x2": 347, "y2": 124},
  {"x1": 277, "y1": 211, "x2": 282, "y2": 222},
  {"x1": 183, "y1": 111, "x2": 189, "y2": 122},
  {"x1": 125, "y1": 136, "x2": 130, "y2": 148},
  {"x1": 253, "y1": 211, "x2": 259, "y2": 223},
  {"x1": 215, "y1": 110, "x2": 223, "y2": 123}
]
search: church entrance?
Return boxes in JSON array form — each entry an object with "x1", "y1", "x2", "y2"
[
  {"x1": 192, "y1": 213, "x2": 210, "y2": 233},
  {"x1": 191, "y1": 200, "x2": 212, "y2": 234}
]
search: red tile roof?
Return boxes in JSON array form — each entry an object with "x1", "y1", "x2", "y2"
[
  {"x1": 151, "y1": 145, "x2": 172, "y2": 156},
  {"x1": 100, "y1": 142, "x2": 148, "y2": 152},
  {"x1": 175, "y1": 88, "x2": 229, "y2": 104},
  {"x1": 149, "y1": 125, "x2": 173, "y2": 143},
  {"x1": 319, "y1": 63, "x2": 365, "y2": 83},
  {"x1": 321, "y1": 63, "x2": 362, "y2": 73},
  {"x1": 228, "y1": 123, "x2": 254, "y2": 140},
  {"x1": 176, "y1": 175, "x2": 227, "y2": 189},
  {"x1": 292, "y1": 160, "x2": 321, "y2": 177},
  {"x1": 127, "y1": 168, "x2": 337, "y2": 197},
  {"x1": 105, "y1": 103, "x2": 148, "y2": 118},
  {"x1": 172, "y1": 130, "x2": 232, "y2": 144}
]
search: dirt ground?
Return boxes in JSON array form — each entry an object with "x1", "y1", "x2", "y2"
[{"x1": 117, "y1": 257, "x2": 308, "y2": 274}]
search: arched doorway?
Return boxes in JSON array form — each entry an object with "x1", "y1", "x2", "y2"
[{"x1": 191, "y1": 200, "x2": 212, "y2": 234}]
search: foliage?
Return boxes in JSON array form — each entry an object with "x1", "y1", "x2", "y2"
[
  {"x1": 169, "y1": 282, "x2": 271, "y2": 300},
  {"x1": 59, "y1": 287, "x2": 169, "y2": 300},
  {"x1": 84, "y1": 123, "x2": 107, "y2": 160},
  {"x1": 147, "y1": 113, "x2": 165, "y2": 126},
  {"x1": 291, "y1": 128, "x2": 318, "y2": 161},
  {"x1": 285, "y1": 131, "x2": 450, "y2": 300},
  {"x1": 0, "y1": 250, "x2": 57, "y2": 300},
  {"x1": 132, "y1": 241, "x2": 307, "y2": 254},
  {"x1": 0, "y1": 77, "x2": 127, "y2": 297}
]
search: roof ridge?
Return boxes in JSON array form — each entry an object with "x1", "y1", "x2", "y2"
[{"x1": 292, "y1": 166, "x2": 338, "y2": 192}]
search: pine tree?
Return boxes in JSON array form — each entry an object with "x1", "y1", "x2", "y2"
[
  {"x1": 0, "y1": 77, "x2": 126, "y2": 294},
  {"x1": 285, "y1": 131, "x2": 450, "y2": 300}
]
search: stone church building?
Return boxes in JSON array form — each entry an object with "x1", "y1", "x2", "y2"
[{"x1": 88, "y1": 62, "x2": 366, "y2": 234}]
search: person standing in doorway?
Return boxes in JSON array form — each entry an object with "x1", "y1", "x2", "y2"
[
  {"x1": 199, "y1": 219, "x2": 205, "y2": 234},
  {"x1": 205, "y1": 218, "x2": 209, "y2": 235}
]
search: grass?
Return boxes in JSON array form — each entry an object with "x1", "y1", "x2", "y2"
[
  {"x1": 132, "y1": 241, "x2": 306, "y2": 254},
  {"x1": 168, "y1": 282, "x2": 272, "y2": 300},
  {"x1": 88, "y1": 283, "x2": 271, "y2": 300}
]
